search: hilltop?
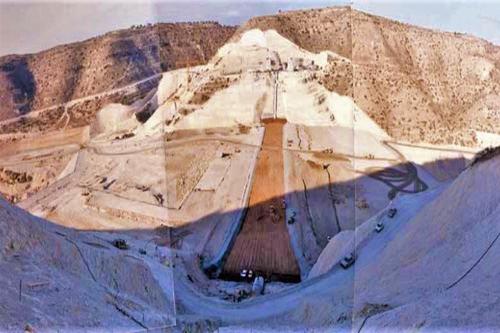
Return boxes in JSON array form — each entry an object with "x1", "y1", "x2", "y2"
[
  {"x1": 236, "y1": 7, "x2": 500, "y2": 146},
  {"x1": 0, "y1": 22, "x2": 236, "y2": 121}
]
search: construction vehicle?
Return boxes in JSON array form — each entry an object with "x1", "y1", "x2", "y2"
[
  {"x1": 387, "y1": 208, "x2": 397, "y2": 218},
  {"x1": 340, "y1": 253, "x2": 355, "y2": 269},
  {"x1": 112, "y1": 239, "x2": 129, "y2": 250},
  {"x1": 240, "y1": 269, "x2": 254, "y2": 280},
  {"x1": 252, "y1": 276, "x2": 265, "y2": 295}
]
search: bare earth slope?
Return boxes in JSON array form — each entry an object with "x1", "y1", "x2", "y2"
[
  {"x1": 172, "y1": 155, "x2": 500, "y2": 331},
  {"x1": 352, "y1": 154, "x2": 500, "y2": 331},
  {"x1": 0, "y1": 22, "x2": 236, "y2": 121},
  {"x1": 234, "y1": 6, "x2": 352, "y2": 58},
  {"x1": 237, "y1": 7, "x2": 500, "y2": 146},
  {"x1": 0, "y1": 197, "x2": 175, "y2": 331},
  {"x1": 352, "y1": 10, "x2": 500, "y2": 146}
]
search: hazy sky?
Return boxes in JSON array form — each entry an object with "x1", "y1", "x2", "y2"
[
  {"x1": 0, "y1": 0, "x2": 499, "y2": 56},
  {"x1": 355, "y1": 1, "x2": 500, "y2": 45}
]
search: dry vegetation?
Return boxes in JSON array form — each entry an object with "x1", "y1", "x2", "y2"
[
  {"x1": 470, "y1": 145, "x2": 500, "y2": 167},
  {"x1": 0, "y1": 22, "x2": 236, "y2": 122},
  {"x1": 319, "y1": 57, "x2": 353, "y2": 97},
  {"x1": 235, "y1": 7, "x2": 352, "y2": 58},
  {"x1": 0, "y1": 78, "x2": 158, "y2": 134},
  {"x1": 189, "y1": 76, "x2": 237, "y2": 105},
  {"x1": 1, "y1": 7, "x2": 498, "y2": 146},
  {"x1": 351, "y1": 11, "x2": 500, "y2": 146}
]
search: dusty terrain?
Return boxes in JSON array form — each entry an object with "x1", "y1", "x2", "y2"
[{"x1": 0, "y1": 5, "x2": 499, "y2": 333}]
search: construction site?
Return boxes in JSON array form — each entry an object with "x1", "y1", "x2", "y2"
[{"x1": 0, "y1": 5, "x2": 500, "y2": 332}]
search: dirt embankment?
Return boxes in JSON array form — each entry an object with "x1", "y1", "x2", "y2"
[{"x1": 222, "y1": 119, "x2": 300, "y2": 281}]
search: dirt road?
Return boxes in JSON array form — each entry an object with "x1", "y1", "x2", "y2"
[
  {"x1": 0, "y1": 73, "x2": 162, "y2": 127},
  {"x1": 360, "y1": 140, "x2": 429, "y2": 198}
]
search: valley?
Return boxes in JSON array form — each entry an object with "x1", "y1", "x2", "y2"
[{"x1": 0, "y1": 5, "x2": 499, "y2": 333}]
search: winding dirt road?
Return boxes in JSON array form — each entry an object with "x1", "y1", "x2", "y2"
[{"x1": 360, "y1": 140, "x2": 429, "y2": 198}]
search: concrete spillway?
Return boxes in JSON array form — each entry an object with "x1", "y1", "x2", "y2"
[{"x1": 221, "y1": 119, "x2": 300, "y2": 282}]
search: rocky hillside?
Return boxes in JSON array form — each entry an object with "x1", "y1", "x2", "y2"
[
  {"x1": 235, "y1": 6, "x2": 352, "y2": 58},
  {"x1": 0, "y1": 197, "x2": 175, "y2": 330},
  {"x1": 307, "y1": 151, "x2": 500, "y2": 330},
  {"x1": 237, "y1": 7, "x2": 500, "y2": 146},
  {"x1": 0, "y1": 22, "x2": 236, "y2": 121},
  {"x1": 1, "y1": 7, "x2": 498, "y2": 145}
]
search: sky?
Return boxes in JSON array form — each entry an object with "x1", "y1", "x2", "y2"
[
  {"x1": 0, "y1": 0, "x2": 499, "y2": 56},
  {"x1": 354, "y1": 1, "x2": 500, "y2": 45}
]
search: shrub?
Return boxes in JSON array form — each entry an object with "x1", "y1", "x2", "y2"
[{"x1": 470, "y1": 145, "x2": 500, "y2": 167}]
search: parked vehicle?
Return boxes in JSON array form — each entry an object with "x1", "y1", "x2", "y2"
[
  {"x1": 387, "y1": 208, "x2": 397, "y2": 218},
  {"x1": 240, "y1": 269, "x2": 254, "y2": 280},
  {"x1": 340, "y1": 253, "x2": 355, "y2": 269},
  {"x1": 375, "y1": 222, "x2": 384, "y2": 233},
  {"x1": 252, "y1": 276, "x2": 265, "y2": 295},
  {"x1": 112, "y1": 239, "x2": 129, "y2": 250}
]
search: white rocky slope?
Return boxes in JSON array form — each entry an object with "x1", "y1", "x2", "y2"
[
  {"x1": 161, "y1": 155, "x2": 499, "y2": 332},
  {"x1": 127, "y1": 28, "x2": 389, "y2": 139},
  {"x1": 307, "y1": 154, "x2": 499, "y2": 331},
  {"x1": 353, "y1": 156, "x2": 500, "y2": 331},
  {"x1": 3, "y1": 25, "x2": 498, "y2": 332},
  {"x1": 212, "y1": 29, "x2": 335, "y2": 73},
  {"x1": 0, "y1": 198, "x2": 175, "y2": 332}
]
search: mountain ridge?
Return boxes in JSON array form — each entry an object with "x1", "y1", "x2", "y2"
[
  {"x1": 0, "y1": 21, "x2": 236, "y2": 121},
  {"x1": 237, "y1": 7, "x2": 499, "y2": 146},
  {"x1": 1, "y1": 6, "x2": 499, "y2": 146}
]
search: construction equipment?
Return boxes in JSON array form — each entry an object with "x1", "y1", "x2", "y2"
[
  {"x1": 340, "y1": 253, "x2": 355, "y2": 269},
  {"x1": 387, "y1": 208, "x2": 397, "y2": 218},
  {"x1": 112, "y1": 239, "x2": 129, "y2": 250},
  {"x1": 252, "y1": 276, "x2": 265, "y2": 295},
  {"x1": 240, "y1": 269, "x2": 254, "y2": 281}
]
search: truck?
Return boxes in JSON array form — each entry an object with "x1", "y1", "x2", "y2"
[{"x1": 340, "y1": 253, "x2": 355, "y2": 269}]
